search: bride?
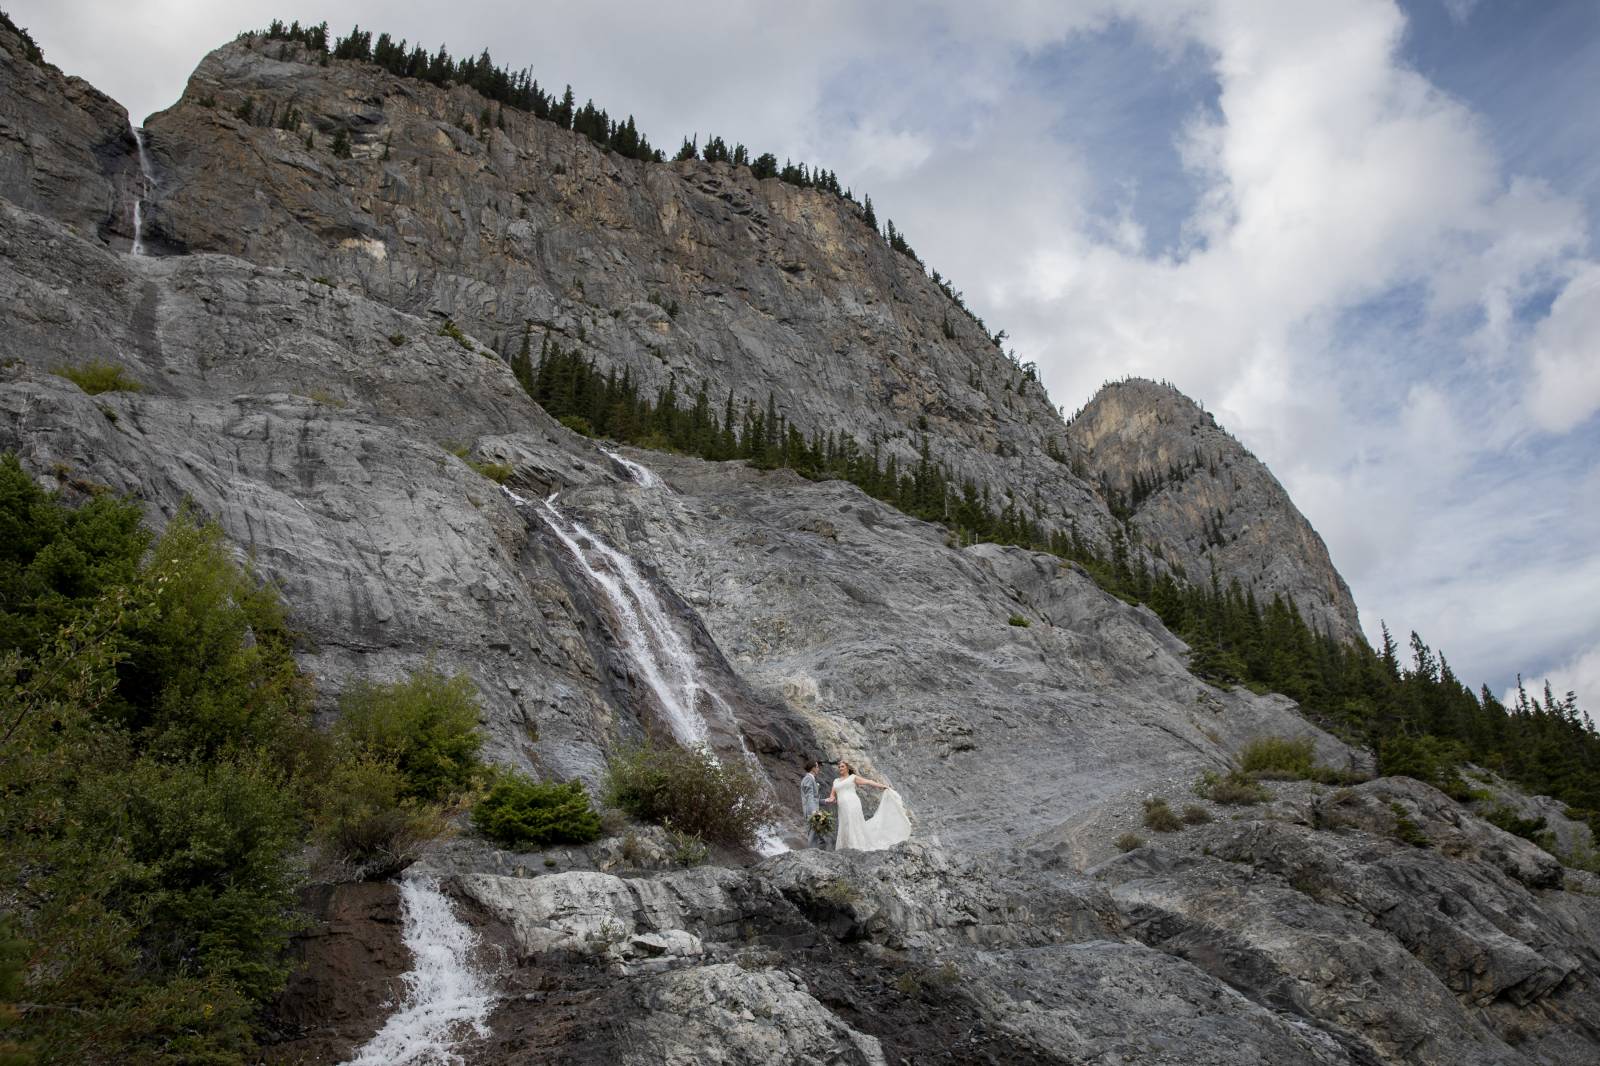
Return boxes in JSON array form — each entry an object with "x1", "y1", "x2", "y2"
[{"x1": 826, "y1": 760, "x2": 911, "y2": 850}]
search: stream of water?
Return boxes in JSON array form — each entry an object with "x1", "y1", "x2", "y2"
[
  {"x1": 342, "y1": 876, "x2": 493, "y2": 1066},
  {"x1": 130, "y1": 124, "x2": 155, "y2": 256}
]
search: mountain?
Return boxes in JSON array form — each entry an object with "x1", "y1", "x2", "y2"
[{"x1": 2, "y1": 20, "x2": 1598, "y2": 1066}]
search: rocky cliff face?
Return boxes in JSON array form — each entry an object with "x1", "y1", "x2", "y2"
[
  {"x1": 3, "y1": 22, "x2": 1598, "y2": 1066},
  {"x1": 1066, "y1": 379, "x2": 1362, "y2": 640}
]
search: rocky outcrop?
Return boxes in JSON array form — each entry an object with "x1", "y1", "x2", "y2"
[{"x1": 1066, "y1": 378, "x2": 1361, "y2": 640}]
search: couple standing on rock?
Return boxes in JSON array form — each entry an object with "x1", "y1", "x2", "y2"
[{"x1": 800, "y1": 758, "x2": 912, "y2": 850}]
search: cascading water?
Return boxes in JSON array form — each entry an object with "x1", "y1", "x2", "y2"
[
  {"x1": 601, "y1": 446, "x2": 664, "y2": 489},
  {"x1": 505, "y1": 486, "x2": 788, "y2": 854},
  {"x1": 129, "y1": 124, "x2": 155, "y2": 256},
  {"x1": 537, "y1": 497, "x2": 710, "y2": 745},
  {"x1": 342, "y1": 876, "x2": 493, "y2": 1066}
]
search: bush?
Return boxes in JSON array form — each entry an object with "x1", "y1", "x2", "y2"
[
  {"x1": 1195, "y1": 769, "x2": 1270, "y2": 805},
  {"x1": 1481, "y1": 805, "x2": 1549, "y2": 845},
  {"x1": 1378, "y1": 733, "x2": 1470, "y2": 799},
  {"x1": 314, "y1": 754, "x2": 446, "y2": 880},
  {"x1": 559, "y1": 414, "x2": 595, "y2": 437},
  {"x1": 603, "y1": 742, "x2": 775, "y2": 848},
  {"x1": 1115, "y1": 832, "x2": 1145, "y2": 852},
  {"x1": 471, "y1": 774, "x2": 602, "y2": 848},
  {"x1": 1007, "y1": 614, "x2": 1030, "y2": 627},
  {"x1": 1238, "y1": 736, "x2": 1316, "y2": 780},
  {"x1": 1389, "y1": 802, "x2": 1431, "y2": 848},
  {"x1": 53, "y1": 359, "x2": 143, "y2": 395},
  {"x1": 335, "y1": 667, "x2": 483, "y2": 802},
  {"x1": 1181, "y1": 804, "x2": 1213, "y2": 825},
  {"x1": 1142, "y1": 797, "x2": 1182, "y2": 832}
]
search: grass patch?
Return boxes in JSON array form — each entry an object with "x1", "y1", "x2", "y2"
[
  {"x1": 54, "y1": 359, "x2": 143, "y2": 395},
  {"x1": 559, "y1": 414, "x2": 595, "y2": 437},
  {"x1": 437, "y1": 318, "x2": 473, "y2": 349},
  {"x1": 1143, "y1": 797, "x2": 1182, "y2": 832},
  {"x1": 1239, "y1": 736, "x2": 1316, "y2": 779},
  {"x1": 603, "y1": 741, "x2": 775, "y2": 849},
  {"x1": 468, "y1": 459, "x2": 513, "y2": 484},
  {"x1": 1195, "y1": 769, "x2": 1270, "y2": 806},
  {"x1": 1007, "y1": 614, "x2": 1031, "y2": 627},
  {"x1": 388, "y1": 333, "x2": 407, "y2": 347},
  {"x1": 1115, "y1": 831, "x2": 1145, "y2": 852},
  {"x1": 471, "y1": 774, "x2": 602, "y2": 848},
  {"x1": 1180, "y1": 804, "x2": 1213, "y2": 825}
]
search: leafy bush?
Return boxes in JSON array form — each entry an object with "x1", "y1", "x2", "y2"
[
  {"x1": 388, "y1": 333, "x2": 407, "y2": 347},
  {"x1": 471, "y1": 774, "x2": 602, "y2": 848},
  {"x1": 1007, "y1": 614, "x2": 1030, "y2": 627},
  {"x1": 1142, "y1": 797, "x2": 1182, "y2": 832},
  {"x1": 1181, "y1": 804, "x2": 1213, "y2": 825},
  {"x1": 1195, "y1": 769, "x2": 1270, "y2": 805},
  {"x1": 603, "y1": 741, "x2": 775, "y2": 848},
  {"x1": 558, "y1": 414, "x2": 595, "y2": 437},
  {"x1": 1115, "y1": 832, "x2": 1145, "y2": 852},
  {"x1": 53, "y1": 359, "x2": 142, "y2": 395},
  {"x1": 1238, "y1": 736, "x2": 1316, "y2": 779},
  {"x1": 1481, "y1": 805, "x2": 1550, "y2": 845},
  {"x1": 314, "y1": 754, "x2": 447, "y2": 881},
  {"x1": 334, "y1": 667, "x2": 483, "y2": 802}
]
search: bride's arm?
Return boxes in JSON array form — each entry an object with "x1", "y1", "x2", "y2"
[{"x1": 856, "y1": 775, "x2": 890, "y2": 790}]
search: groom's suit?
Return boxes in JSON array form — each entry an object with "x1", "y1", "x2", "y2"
[{"x1": 801, "y1": 771, "x2": 829, "y2": 849}]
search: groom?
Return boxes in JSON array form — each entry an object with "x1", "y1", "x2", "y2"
[{"x1": 801, "y1": 758, "x2": 833, "y2": 849}]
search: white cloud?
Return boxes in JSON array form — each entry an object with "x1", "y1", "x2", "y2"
[{"x1": 1526, "y1": 263, "x2": 1600, "y2": 433}]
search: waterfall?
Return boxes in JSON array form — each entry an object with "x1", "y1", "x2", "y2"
[
  {"x1": 343, "y1": 876, "x2": 493, "y2": 1066},
  {"x1": 537, "y1": 497, "x2": 710, "y2": 745},
  {"x1": 601, "y1": 446, "x2": 664, "y2": 489},
  {"x1": 129, "y1": 124, "x2": 155, "y2": 256},
  {"x1": 505, "y1": 487, "x2": 788, "y2": 854}
]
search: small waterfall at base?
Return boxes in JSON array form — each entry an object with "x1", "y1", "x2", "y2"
[
  {"x1": 342, "y1": 876, "x2": 493, "y2": 1066},
  {"x1": 506, "y1": 488, "x2": 789, "y2": 854},
  {"x1": 600, "y1": 446, "x2": 664, "y2": 489},
  {"x1": 129, "y1": 124, "x2": 155, "y2": 256}
]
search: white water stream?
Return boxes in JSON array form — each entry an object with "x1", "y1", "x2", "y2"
[
  {"x1": 130, "y1": 124, "x2": 155, "y2": 256},
  {"x1": 601, "y1": 446, "x2": 664, "y2": 489},
  {"x1": 342, "y1": 876, "x2": 493, "y2": 1066},
  {"x1": 505, "y1": 483, "x2": 788, "y2": 855}
]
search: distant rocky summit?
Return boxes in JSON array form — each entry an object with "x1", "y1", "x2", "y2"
[{"x1": 3, "y1": 18, "x2": 1598, "y2": 1066}]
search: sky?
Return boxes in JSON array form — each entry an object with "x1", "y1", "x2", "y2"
[{"x1": 12, "y1": 0, "x2": 1600, "y2": 712}]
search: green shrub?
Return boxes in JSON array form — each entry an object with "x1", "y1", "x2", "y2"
[
  {"x1": 53, "y1": 359, "x2": 143, "y2": 395},
  {"x1": 1378, "y1": 733, "x2": 1470, "y2": 799},
  {"x1": 1195, "y1": 769, "x2": 1270, "y2": 805},
  {"x1": 471, "y1": 774, "x2": 602, "y2": 848},
  {"x1": 665, "y1": 825, "x2": 709, "y2": 866},
  {"x1": 558, "y1": 414, "x2": 595, "y2": 437},
  {"x1": 437, "y1": 318, "x2": 472, "y2": 349},
  {"x1": 335, "y1": 667, "x2": 483, "y2": 803},
  {"x1": 1239, "y1": 736, "x2": 1316, "y2": 779},
  {"x1": 1480, "y1": 805, "x2": 1549, "y2": 845},
  {"x1": 388, "y1": 333, "x2": 407, "y2": 347},
  {"x1": 1142, "y1": 797, "x2": 1182, "y2": 832},
  {"x1": 1115, "y1": 832, "x2": 1145, "y2": 852},
  {"x1": 1007, "y1": 614, "x2": 1030, "y2": 627},
  {"x1": 603, "y1": 741, "x2": 774, "y2": 848},
  {"x1": 1181, "y1": 804, "x2": 1213, "y2": 825},
  {"x1": 314, "y1": 754, "x2": 446, "y2": 880},
  {"x1": 1389, "y1": 802, "x2": 1431, "y2": 848}
]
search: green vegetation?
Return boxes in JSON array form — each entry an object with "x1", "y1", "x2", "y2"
[
  {"x1": 437, "y1": 318, "x2": 473, "y2": 349},
  {"x1": 1389, "y1": 803, "x2": 1431, "y2": 848},
  {"x1": 1007, "y1": 613, "x2": 1030, "y2": 628},
  {"x1": 471, "y1": 774, "x2": 602, "y2": 848},
  {"x1": 388, "y1": 332, "x2": 407, "y2": 346},
  {"x1": 0, "y1": 455, "x2": 485, "y2": 1061},
  {"x1": 1142, "y1": 797, "x2": 1182, "y2": 832},
  {"x1": 334, "y1": 667, "x2": 483, "y2": 803},
  {"x1": 1115, "y1": 832, "x2": 1145, "y2": 852},
  {"x1": 468, "y1": 459, "x2": 513, "y2": 483},
  {"x1": 1239, "y1": 736, "x2": 1317, "y2": 779},
  {"x1": 1180, "y1": 804, "x2": 1213, "y2": 825},
  {"x1": 0, "y1": 10, "x2": 46, "y2": 67},
  {"x1": 1195, "y1": 769, "x2": 1271, "y2": 806},
  {"x1": 1480, "y1": 804, "x2": 1552, "y2": 847},
  {"x1": 603, "y1": 741, "x2": 774, "y2": 849},
  {"x1": 52, "y1": 359, "x2": 142, "y2": 395}
]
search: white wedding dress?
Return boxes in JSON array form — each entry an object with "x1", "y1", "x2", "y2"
[{"x1": 832, "y1": 774, "x2": 911, "y2": 851}]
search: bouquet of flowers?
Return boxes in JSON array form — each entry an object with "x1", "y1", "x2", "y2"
[{"x1": 808, "y1": 809, "x2": 835, "y2": 837}]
